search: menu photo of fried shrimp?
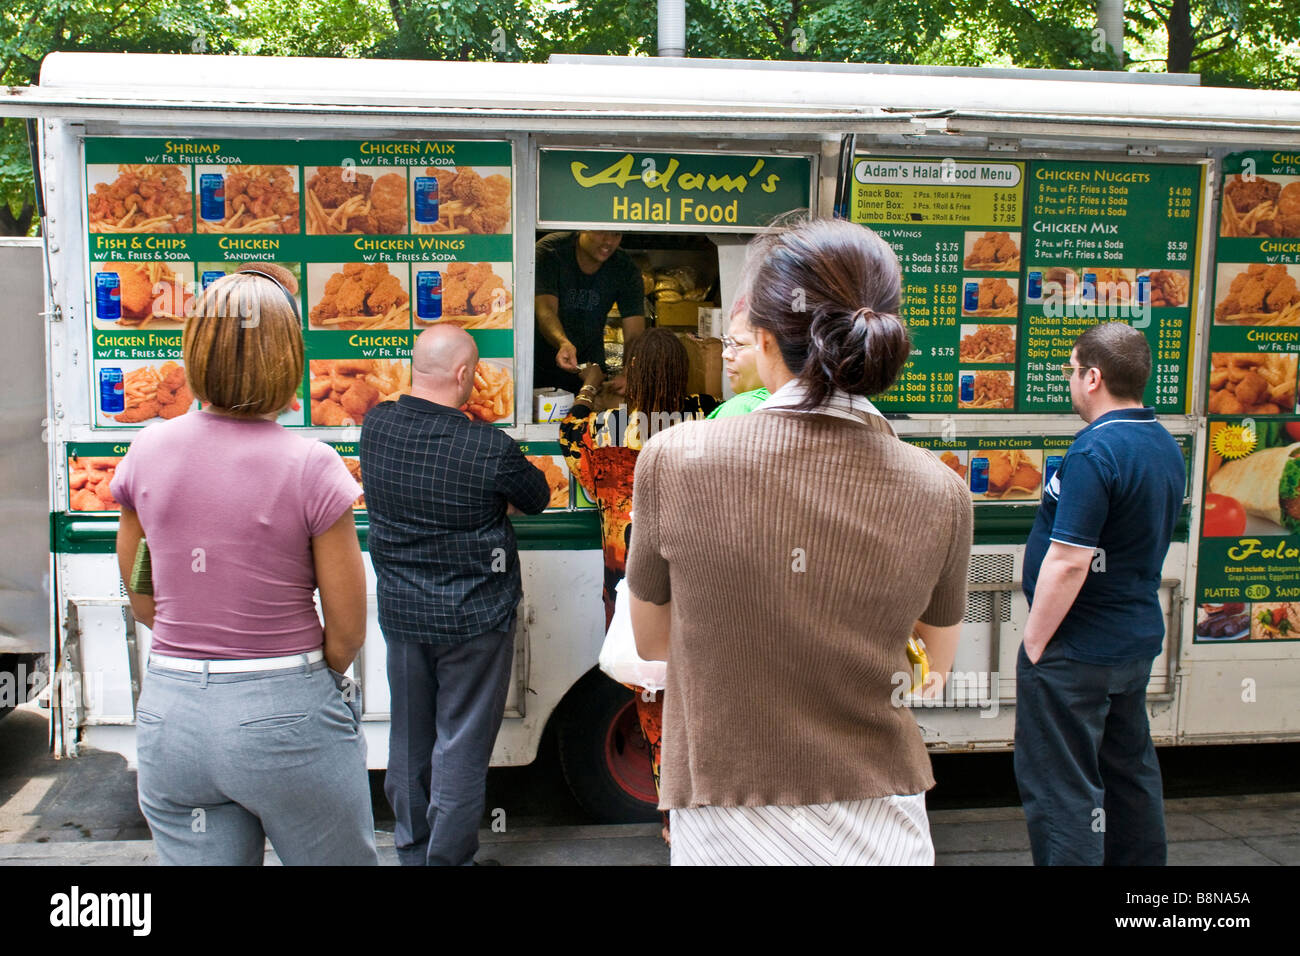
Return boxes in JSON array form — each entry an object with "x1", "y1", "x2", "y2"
[
  {"x1": 961, "y1": 277, "x2": 1018, "y2": 317},
  {"x1": 93, "y1": 261, "x2": 195, "y2": 330},
  {"x1": 1221, "y1": 173, "x2": 1300, "y2": 238},
  {"x1": 87, "y1": 164, "x2": 193, "y2": 233},
  {"x1": 410, "y1": 166, "x2": 511, "y2": 235},
  {"x1": 526, "y1": 455, "x2": 571, "y2": 510},
  {"x1": 1208, "y1": 352, "x2": 1298, "y2": 415},
  {"x1": 963, "y1": 232, "x2": 1020, "y2": 271},
  {"x1": 308, "y1": 263, "x2": 410, "y2": 331},
  {"x1": 100, "y1": 360, "x2": 196, "y2": 426},
  {"x1": 1214, "y1": 263, "x2": 1300, "y2": 326},
  {"x1": 958, "y1": 370, "x2": 1014, "y2": 410},
  {"x1": 310, "y1": 359, "x2": 411, "y2": 427},
  {"x1": 971, "y1": 449, "x2": 1043, "y2": 501},
  {"x1": 415, "y1": 261, "x2": 513, "y2": 329},
  {"x1": 195, "y1": 165, "x2": 300, "y2": 234},
  {"x1": 68, "y1": 455, "x2": 122, "y2": 512},
  {"x1": 305, "y1": 166, "x2": 408, "y2": 236},
  {"x1": 462, "y1": 360, "x2": 514, "y2": 424},
  {"x1": 958, "y1": 324, "x2": 1015, "y2": 363}
]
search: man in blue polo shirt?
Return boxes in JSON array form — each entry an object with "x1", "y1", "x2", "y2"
[{"x1": 1016, "y1": 322, "x2": 1185, "y2": 866}]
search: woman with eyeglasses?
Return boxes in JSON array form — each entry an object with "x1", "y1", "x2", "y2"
[
  {"x1": 708, "y1": 295, "x2": 771, "y2": 419},
  {"x1": 626, "y1": 217, "x2": 973, "y2": 865},
  {"x1": 112, "y1": 267, "x2": 378, "y2": 865},
  {"x1": 558, "y1": 327, "x2": 716, "y2": 831}
]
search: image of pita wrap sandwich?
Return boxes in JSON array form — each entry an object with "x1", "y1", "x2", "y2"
[{"x1": 1209, "y1": 442, "x2": 1300, "y2": 534}]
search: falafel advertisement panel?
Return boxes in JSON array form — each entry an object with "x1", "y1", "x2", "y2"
[{"x1": 84, "y1": 137, "x2": 516, "y2": 428}]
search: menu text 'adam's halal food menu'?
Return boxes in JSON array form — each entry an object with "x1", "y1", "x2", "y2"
[
  {"x1": 851, "y1": 156, "x2": 1202, "y2": 414},
  {"x1": 83, "y1": 137, "x2": 516, "y2": 429}
]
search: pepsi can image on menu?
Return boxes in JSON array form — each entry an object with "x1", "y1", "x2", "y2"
[
  {"x1": 199, "y1": 173, "x2": 226, "y2": 221},
  {"x1": 414, "y1": 177, "x2": 440, "y2": 224},
  {"x1": 95, "y1": 271, "x2": 121, "y2": 321},
  {"x1": 970, "y1": 457, "x2": 990, "y2": 494},
  {"x1": 960, "y1": 373, "x2": 975, "y2": 403},
  {"x1": 1027, "y1": 270, "x2": 1043, "y2": 301},
  {"x1": 963, "y1": 281, "x2": 980, "y2": 312},
  {"x1": 417, "y1": 270, "x2": 443, "y2": 321},
  {"x1": 201, "y1": 270, "x2": 226, "y2": 289},
  {"x1": 1136, "y1": 274, "x2": 1151, "y2": 307},
  {"x1": 1044, "y1": 455, "x2": 1064, "y2": 489},
  {"x1": 100, "y1": 367, "x2": 125, "y2": 414},
  {"x1": 1081, "y1": 271, "x2": 1097, "y2": 302}
]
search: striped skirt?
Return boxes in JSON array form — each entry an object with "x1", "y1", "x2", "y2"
[{"x1": 669, "y1": 793, "x2": 933, "y2": 866}]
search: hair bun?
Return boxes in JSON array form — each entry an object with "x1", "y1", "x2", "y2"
[{"x1": 807, "y1": 307, "x2": 909, "y2": 397}]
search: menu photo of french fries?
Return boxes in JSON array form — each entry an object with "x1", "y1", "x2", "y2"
[
  {"x1": 462, "y1": 359, "x2": 514, "y2": 425},
  {"x1": 92, "y1": 260, "x2": 195, "y2": 330},
  {"x1": 526, "y1": 455, "x2": 571, "y2": 510},
  {"x1": 87, "y1": 164, "x2": 194, "y2": 233},
  {"x1": 1221, "y1": 173, "x2": 1300, "y2": 238},
  {"x1": 308, "y1": 262, "x2": 411, "y2": 331},
  {"x1": 305, "y1": 165, "x2": 409, "y2": 236},
  {"x1": 97, "y1": 360, "x2": 197, "y2": 426},
  {"x1": 194, "y1": 165, "x2": 300, "y2": 234},
  {"x1": 958, "y1": 369, "x2": 1014, "y2": 410},
  {"x1": 309, "y1": 359, "x2": 411, "y2": 427},
  {"x1": 68, "y1": 455, "x2": 123, "y2": 512},
  {"x1": 412, "y1": 261, "x2": 513, "y2": 329},
  {"x1": 409, "y1": 166, "x2": 511, "y2": 235}
]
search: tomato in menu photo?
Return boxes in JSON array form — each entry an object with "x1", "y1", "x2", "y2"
[
  {"x1": 1203, "y1": 493, "x2": 1247, "y2": 537},
  {"x1": 1285, "y1": 422, "x2": 1300, "y2": 442}
]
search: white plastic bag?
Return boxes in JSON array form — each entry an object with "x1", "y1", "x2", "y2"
[{"x1": 597, "y1": 578, "x2": 667, "y2": 693}]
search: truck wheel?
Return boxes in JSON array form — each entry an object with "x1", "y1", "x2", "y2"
[{"x1": 556, "y1": 668, "x2": 660, "y2": 824}]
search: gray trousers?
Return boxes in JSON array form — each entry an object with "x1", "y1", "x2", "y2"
[
  {"x1": 136, "y1": 659, "x2": 379, "y2": 865},
  {"x1": 384, "y1": 624, "x2": 514, "y2": 866}
]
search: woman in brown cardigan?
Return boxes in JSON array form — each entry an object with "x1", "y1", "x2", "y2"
[{"x1": 626, "y1": 217, "x2": 973, "y2": 865}]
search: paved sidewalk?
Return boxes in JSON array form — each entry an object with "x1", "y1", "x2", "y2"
[{"x1": 2, "y1": 792, "x2": 1296, "y2": 866}]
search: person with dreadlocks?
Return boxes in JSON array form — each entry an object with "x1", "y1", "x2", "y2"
[{"x1": 558, "y1": 327, "x2": 717, "y2": 822}]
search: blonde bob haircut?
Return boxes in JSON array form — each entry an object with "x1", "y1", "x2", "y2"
[{"x1": 182, "y1": 272, "x2": 303, "y2": 416}]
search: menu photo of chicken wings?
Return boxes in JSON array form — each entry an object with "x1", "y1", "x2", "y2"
[
  {"x1": 194, "y1": 165, "x2": 300, "y2": 234},
  {"x1": 92, "y1": 260, "x2": 196, "y2": 330},
  {"x1": 963, "y1": 232, "x2": 1020, "y2": 272},
  {"x1": 970, "y1": 448, "x2": 1043, "y2": 502},
  {"x1": 1214, "y1": 263, "x2": 1300, "y2": 326},
  {"x1": 1208, "y1": 352, "x2": 1298, "y2": 415},
  {"x1": 1221, "y1": 173, "x2": 1300, "y2": 238},
  {"x1": 308, "y1": 262, "x2": 411, "y2": 331},
  {"x1": 87, "y1": 164, "x2": 194, "y2": 234},
  {"x1": 305, "y1": 166, "x2": 409, "y2": 236},
  {"x1": 958, "y1": 324, "x2": 1016, "y2": 363},
  {"x1": 68, "y1": 455, "x2": 123, "y2": 512},
  {"x1": 410, "y1": 166, "x2": 511, "y2": 235},
  {"x1": 1136, "y1": 269, "x2": 1190, "y2": 308},
  {"x1": 413, "y1": 261, "x2": 513, "y2": 329},
  {"x1": 961, "y1": 277, "x2": 1018, "y2": 318}
]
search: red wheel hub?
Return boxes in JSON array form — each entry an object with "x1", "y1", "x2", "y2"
[{"x1": 603, "y1": 699, "x2": 658, "y2": 805}]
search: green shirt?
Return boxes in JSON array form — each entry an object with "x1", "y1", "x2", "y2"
[{"x1": 706, "y1": 388, "x2": 770, "y2": 419}]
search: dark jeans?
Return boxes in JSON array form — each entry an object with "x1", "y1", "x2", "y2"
[
  {"x1": 1013, "y1": 640, "x2": 1167, "y2": 866},
  {"x1": 384, "y1": 622, "x2": 515, "y2": 866}
]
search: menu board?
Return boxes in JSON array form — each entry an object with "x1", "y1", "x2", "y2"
[
  {"x1": 851, "y1": 156, "x2": 1202, "y2": 414},
  {"x1": 83, "y1": 138, "x2": 516, "y2": 429},
  {"x1": 905, "y1": 433, "x2": 1191, "y2": 504},
  {"x1": 1195, "y1": 150, "x2": 1300, "y2": 644}
]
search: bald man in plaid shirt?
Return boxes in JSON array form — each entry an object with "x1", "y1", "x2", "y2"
[{"x1": 361, "y1": 326, "x2": 549, "y2": 866}]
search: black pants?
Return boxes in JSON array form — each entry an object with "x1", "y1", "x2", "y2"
[
  {"x1": 384, "y1": 623, "x2": 515, "y2": 866},
  {"x1": 1013, "y1": 641, "x2": 1167, "y2": 866}
]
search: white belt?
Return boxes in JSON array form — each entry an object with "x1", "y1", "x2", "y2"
[{"x1": 149, "y1": 649, "x2": 324, "y2": 674}]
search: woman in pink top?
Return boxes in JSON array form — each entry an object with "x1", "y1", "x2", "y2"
[{"x1": 112, "y1": 268, "x2": 378, "y2": 865}]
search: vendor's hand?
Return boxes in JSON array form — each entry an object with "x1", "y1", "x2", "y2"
[
  {"x1": 579, "y1": 363, "x2": 605, "y2": 390},
  {"x1": 607, "y1": 373, "x2": 627, "y2": 396},
  {"x1": 556, "y1": 341, "x2": 579, "y2": 372}
]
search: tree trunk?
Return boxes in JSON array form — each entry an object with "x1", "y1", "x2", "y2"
[
  {"x1": 0, "y1": 202, "x2": 34, "y2": 237},
  {"x1": 1167, "y1": 0, "x2": 1195, "y2": 73}
]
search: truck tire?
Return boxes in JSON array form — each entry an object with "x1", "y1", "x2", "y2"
[{"x1": 555, "y1": 667, "x2": 660, "y2": 824}]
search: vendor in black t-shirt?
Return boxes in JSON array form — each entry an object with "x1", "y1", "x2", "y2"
[{"x1": 534, "y1": 231, "x2": 646, "y2": 395}]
